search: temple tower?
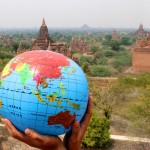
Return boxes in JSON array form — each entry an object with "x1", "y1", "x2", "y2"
[{"x1": 30, "y1": 18, "x2": 54, "y2": 50}]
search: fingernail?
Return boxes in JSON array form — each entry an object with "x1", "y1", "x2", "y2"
[
  {"x1": 25, "y1": 129, "x2": 32, "y2": 136},
  {"x1": 74, "y1": 121, "x2": 79, "y2": 128}
]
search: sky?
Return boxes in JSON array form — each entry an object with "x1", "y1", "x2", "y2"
[{"x1": 0, "y1": 0, "x2": 150, "y2": 28}]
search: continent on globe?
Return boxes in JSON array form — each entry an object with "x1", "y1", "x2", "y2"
[{"x1": 48, "y1": 110, "x2": 76, "y2": 129}]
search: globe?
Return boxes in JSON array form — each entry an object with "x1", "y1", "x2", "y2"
[{"x1": 0, "y1": 50, "x2": 88, "y2": 135}]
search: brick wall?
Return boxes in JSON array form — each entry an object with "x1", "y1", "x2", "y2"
[{"x1": 132, "y1": 47, "x2": 150, "y2": 72}]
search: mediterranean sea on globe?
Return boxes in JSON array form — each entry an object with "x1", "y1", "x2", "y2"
[{"x1": 0, "y1": 50, "x2": 88, "y2": 135}]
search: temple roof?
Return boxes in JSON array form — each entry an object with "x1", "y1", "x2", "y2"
[{"x1": 42, "y1": 17, "x2": 46, "y2": 26}]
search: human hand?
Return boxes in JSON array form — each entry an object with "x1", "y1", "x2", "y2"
[
  {"x1": 63, "y1": 93, "x2": 93, "y2": 150},
  {"x1": 1, "y1": 118, "x2": 66, "y2": 150}
]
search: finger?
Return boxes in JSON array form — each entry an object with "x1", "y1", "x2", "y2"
[
  {"x1": 2, "y1": 118, "x2": 26, "y2": 141},
  {"x1": 70, "y1": 121, "x2": 80, "y2": 142},
  {"x1": 81, "y1": 93, "x2": 92, "y2": 130},
  {"x1": 25, "y1": 128, "x2": 43, "y2": 141},
  {"x1": 2, "y1": 118, "x2": 12, "y2": 134}
]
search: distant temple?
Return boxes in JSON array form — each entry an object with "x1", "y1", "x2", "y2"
[
  {"x1": 17, "y1": 42, "x2": 26, "y2": 54},
  {"x1": 70, "y1": 37, "x2": 89, "y2": 52},
  {"x1": 132, "y1": 33, "x2": 150, "y2": 72},
  {"x1": 0, "y1": 35, "x2": 14, "y2": 46},
  {"x1": 30, "y1": 18, "x2": 68, "y2": 56},
  {"x1": 135, "y1": 23, "x2": 147, "y2": 37},
  {"x1": 111, "y1": 29, "x2": 120, "y2": 41}
]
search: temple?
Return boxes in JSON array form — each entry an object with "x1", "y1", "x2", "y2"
[
  {"x1": 111, "y1": 29, "x2": 120, "y2": 41},
  {"x1": 30, "y1": 18, "x2": 67, "y2": 56},
  {"x1": 135, "y1": 23, "x2": 147, "y2": 37},
  {"x1": 70, "y1": 37, "x2": 89, "y2": 52},
  {"x1": 132, "y1": 33, "x2": 150, "y2": 72},
  {"x1": 0, "y1": 34, "x2": 14, "y2": 46}
]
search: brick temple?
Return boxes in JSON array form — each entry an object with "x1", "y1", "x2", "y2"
[
  {"x1": 111, "y1": 29, "x2": 120, "y2": 41},
  {"x1": 135, "y1": 23, "x2": 147, "y2": 37},
  {"x1": 70, "y1": 37, "x2": 89, "y2": 52},
  {"x1": 30, "y1": 18, "x2": 67, "y2": 56},
  {"x1": 132, "y1": 33, "x2": 150, "y2": 72}
]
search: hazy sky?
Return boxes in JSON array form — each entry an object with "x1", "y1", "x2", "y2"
[{"x1": 0, "y1": 0, "x2": 150, "y2": 28}]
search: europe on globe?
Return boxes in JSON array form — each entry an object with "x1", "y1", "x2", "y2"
[{"x1": 0, "y1": 50, "x2": 88, "y2": 135}]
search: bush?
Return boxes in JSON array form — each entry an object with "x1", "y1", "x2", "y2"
[
  {"x1": 82, "y1": 111, "x2": 110, "y2": 148},
  {"x1": 112, "y1": 51, "x2": 132, "y2": 72},
  {"x1": 79, "y1": 55, "x2": 93, "y2": 66},
  {"x1": 90, "y1": 65, "x2": 112, "y2": 77},
  {"x1": 82, "y1": 62, "x2": 91, "y2": 74},
  {"x1": 104, "y1": 49, "x2": 116, "y2": 57},
  {"x1": 91, "y1": 45, "x2": 100, "y2": 53},
  {"x1": 95, "y1": 57, "x2": 108, "y2": 65}
]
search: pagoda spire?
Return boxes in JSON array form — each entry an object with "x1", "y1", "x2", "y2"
[{"x1": 42, "y1": 17, "x2": 46, "y2": 26}]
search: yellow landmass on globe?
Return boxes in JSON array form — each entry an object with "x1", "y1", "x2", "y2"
[
  {"x1": 0, "y1": 99, "x2": 2, "y2": 108},
  {"x1": 15, "y1": 63, "x2": 26, "y2": 72},
  {"x1": 69, "y1": 101, "x2": 80, "y2": 110},
  {"x1": 46, "y1": 93, "x2": 57, "y2": 102},
  {"x1": 60, "y1": 82, "x2": 66, "y2": 95},
  {"x1": 1, "y1": 61, "x2": 12, "y2": 78},
  {"x1": 57, "y1": 98, "x2": 62, "y2": 106},
  {"x1": 32, "y1": 90, "x2": 44, "y2": 104}
]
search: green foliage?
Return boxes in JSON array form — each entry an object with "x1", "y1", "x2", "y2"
[
  {"x1": 0, "y1": 52, "x2": 14, "y2": 59},
  {"x1": 104, "y1": 34, "x2": 112, "y2": 42},
  {"x1": 90, "y1": 65, "x2": 112, "y2": 77},
  {"x1": 91, "y1": 45, "x2": 100, "y2": 53},
  {"x1": 79, "y1": 55, "x2": 93, "y2": 65},
  {"x1": 82, "y1": 111, "x2": 110, "y2": 148},
  {"x1": 104, "y1": 49, "x2": 116, "y2": 57},
  {"x1": 128, "y1": 89, "x2": 150, "y2": 137},
  {"x1": 82, "y1": 62, "x2": 90, "y2": 74},
  {"x1": 121, "y1": 36, "x2": 133, "y2": 45},
  {"x1": 95, "y1": 57, "x2": 108, "y2": 65},
  {"x1": 13, "y1": 42, "x2": 19, "y2": 51},
  {"x1": 110, "y1": 40, "x2": 121, "y2": 51},
  {"x1": 93, "y1": 50, "x2": 103, "y2": 60},
  {"x1": 112, "y1": 50, "x2": 132, "y2": 72}
]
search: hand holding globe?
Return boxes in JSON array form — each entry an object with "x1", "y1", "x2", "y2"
[{"x1": 2, "y1": 93, "x2": 92, "y2": 150}]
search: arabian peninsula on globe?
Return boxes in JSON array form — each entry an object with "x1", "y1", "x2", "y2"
[{"x1": 0, "y1": 50, "x2": 88, "y2": 135}]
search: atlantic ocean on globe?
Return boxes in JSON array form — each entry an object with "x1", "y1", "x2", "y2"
[{"x1": 0, "y1": 50, "x2": 88, "y2": 135}]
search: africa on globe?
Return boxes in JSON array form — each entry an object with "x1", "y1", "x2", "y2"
[{"x1": 0, "y1": 50, "x2": 88, "y2": 135}]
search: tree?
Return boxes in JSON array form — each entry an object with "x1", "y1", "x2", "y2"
[
  {"x1": 90, "y1": 65, "x2": 112, "y2": 77},
  {"x1": 110, "y1": 40, "x2": 120, "y2": 51},
  {"x1": 104, "y1": 34, "x2": 112, "y2": 42},
  {"x1": 93, "y1": 50, "x2": 103, "y2": 61},
  {"x1": 79, "y1": 55, "x2": 93, "y2": 65},
  {"x1": 121, "y1": 36, "x2": 133, "y2": 45},
  {"x1": 82, "y1": 62, "x2": 90, "y2": 74},
  {"x1": 91, "y1": 45, "x2": 100, "y2": 53},
  {"x1": 104, "y1": 49, "x2": 116, "y2": 57}
]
